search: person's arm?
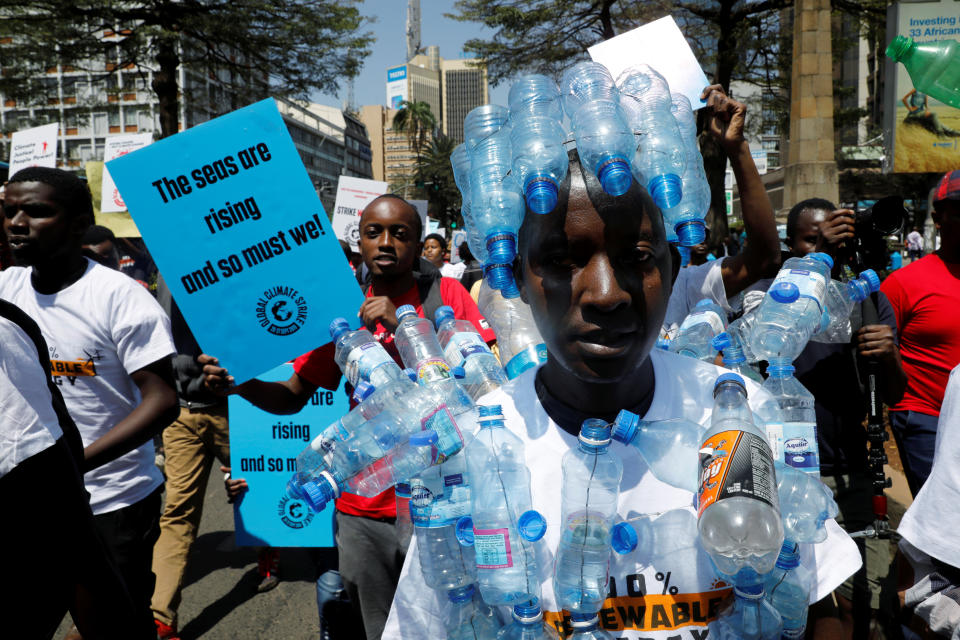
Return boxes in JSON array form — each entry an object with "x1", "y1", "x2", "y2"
[
  {"x1": 856, "y1": 291, "x2": 908, "y2": 406},
  {"x1": 82, "y1": 356, "x2": 179, "y2": 472},
  {"x1": 198, "y1": 354, "x2": 318, "y2": 415},
  {"x1": 903, "y1": 89, "x2": 917, "y2": 112},
  {"x1": 701, "y1": 85, "x2": 782, "y2": 298}
]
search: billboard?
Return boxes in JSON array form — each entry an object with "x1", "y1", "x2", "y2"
[
  {"x1": 885, "y1": 0, "x2": 960, "y2": 173},
  {"x1": 386, "y1": 65, "x2": 408, "y2": 110}
]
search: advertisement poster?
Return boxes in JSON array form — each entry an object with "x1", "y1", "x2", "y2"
[
  {"x1": 887, "y1": 0, "x2": 960, "y2": 173},
  {"x1": 101, "y1": 133, "x2": 154, "y2": 213},
  {"x1": 386, "y1": 65, "x2": 408, "y2": 110},
  {"x1": 331, "y1": 176, "x2": 389, "y2": 251},
  {"x1": 8, "y1": 122, "x2": 59, "y2": 175},
  {"x1": 107, "y1": 98, "x2": 363, "y2": 383}
]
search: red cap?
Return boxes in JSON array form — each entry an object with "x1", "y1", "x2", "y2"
[{"x1": 934, "y1": 170, "x2": 960, "y2": 203}]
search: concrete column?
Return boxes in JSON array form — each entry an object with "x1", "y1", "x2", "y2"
[{"x1": 783, "y1": 0, "x2": 839, "y2": 210}]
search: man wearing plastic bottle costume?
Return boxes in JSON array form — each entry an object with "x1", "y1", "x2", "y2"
[{"x1": 382, "y1": 88, "x2": 862, "y2": 638}]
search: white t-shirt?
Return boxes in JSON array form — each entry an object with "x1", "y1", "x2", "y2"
[
  {"x1": 663, "y1": 260, "x2": 735, "y2": 338},
  {"x1": 0, "y1": 312, "x2": 63, "y2": 478},
  {"x1": 383, "y1": 350, "x2": 861, "y2": 639},
  {"x1": 898, "y1": 364, "x2": 960, "y2": 569},
  {"x1": 0, "y1": 260, "x2": 174, "y2": 513},
  {"x1": 441, "y1": 261, "x2": 467, "y2": 280}
]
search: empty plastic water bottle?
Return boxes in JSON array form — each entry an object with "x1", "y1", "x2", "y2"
[
  {"x1": 748, "y1": 253, "x2": 834, "y2": 362},
  {"x1": 568, "y1": 612, "x2": 614, "y2": 639},
  {"x1": 886, "y1": 35, "x2": 960, "y2": 109},
  {"x1": 665, "y1": 93, "x2": 710, "y2": 246},
  {"x1": 763, "y1": 542, "x2": 813, "y2": 639},
  {"x1": 435, "y1": 305, "x2": 507, "y2": 400},
  {"x1": 456, "y1": 405, "x2": 546, "y2": 606},
  {"x1": 669, "y1": 299, "x2": 728, "y2": 361},
  {"x1": 630, "y1": 509, "x2": 700, "y2": 589},
  {"x1": 699, "y1": 374, "x2": 783, "y2": 585},
  {"x1": 395, "y1": 480, "x2": 414, "y2": 549},
  {"x1": 712, "y1": 332, "x2": 763, "y2": 383},
  {"x1": 445, "y1": 584, "x2": 502, "y2": 640},
  {"x1": 510, "y1": 114, "x2": 569, "y2": 214},
  {"x1": 496, "y1": 599, "x2": 560, "y2": 640},
  {"x1": 612, "y1": 411, "x2": 702, "y2": 492},
  {"x1": 616, "y1": 65, "x2": 686, "y2": 210},
  {"x1": 775, "y1": 462, "x2": 838, "y2": 545},
  {"x1": 464, "y1": 104, "x2": 511, "y2": 150},
  {"x1": 411, "y1": 452, "x2": 476, "y2": 590},
  {"x1": 810, "y1": 270, "x2": 881, "y2": 344},
  {"x1": 329, "y1": 318, "x2": 407, "y2": 388},
  {"x1": 509, "y1": 73, "x2": 564, "y2": 121},
  {"x1": 712, "y1": 583, "x2": 782, "y2": 640},
  {"x1": 554, "y1": 420, "x2": 635, "y2": 614},
  {"x1": 757, "y1": 359, "x2": 820, "y2": 476},
  {"x1": 477, "y1": 281, "x2": 548, "y2": 379},
  {"x1": 727, "y1": 312, "x2": 760, "y2": 364}
]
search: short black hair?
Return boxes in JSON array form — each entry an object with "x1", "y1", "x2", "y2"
[
  {"x1": 458, "y1": 241, "x2": 474, "y2": 262},
  {"x1": 786, "y1": 197, "x2": 836, "y2": 240},
  {"x1": 8, "y1": 167, "x2": 94, "y2": 226},
  {"x1": 424, "y1": 233, "x2": 446, "y2": 248},
  {"x1": 363, "y1": 193, "x2": 423, "y2": 240},
  {"x1": 81, "y1": 224, "x2": 115, "y2": 246}
]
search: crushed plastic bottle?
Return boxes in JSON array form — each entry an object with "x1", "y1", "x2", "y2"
[
  {"x1": 809, "y1": 270, "x2": 881, "y2": 344},
  {"x1": 329, "y1": 318, "x2": 407, "y2": 388},
  {"x1": 509, "y1": 73, "x2": 564, "y2": 121},
  {"x1": 669, "y1": 299, "x2": 727, "y2": 361},
  {"x1": 445, "y1": 584, "x2": 502, "y2": 640},
  {"x1": 756, "y1": 360, "x2": 820, "y2": 476},
  {"x1": 763, "y1": 542, "x2": 813, "y2": 639},
  {"x1": 495, "y1": 599, "x2": 560, "y2": 640},
  {"x1": 711, "y1": 582, "x2": 782, "y2": 640},
  {"x1": 477, "y1": 281, "x2": 548, "y2": 379},
  {"x1": 612, "y1": 412, "x2": 702, "y2": 493},
  {"x1": 435, "y1": 305, "x2": 507, "y2": 400},
  {"x1": 775, "y1": 462, "x2": 838, "y2": 545}
]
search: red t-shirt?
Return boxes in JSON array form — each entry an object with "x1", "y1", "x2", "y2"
[
  {"x1": 881, "y1": 253, "x2": 960, "y2": 416},
  {"x1": 293, "y1": 277, "x2": 495, "y2": 518}
]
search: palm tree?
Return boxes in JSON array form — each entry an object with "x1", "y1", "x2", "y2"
[
  {"x1": 416, "y1": 133, "x2": 461, "y2": 229},
  {"x1": 392, "y1": 100, "x2": 437, "y2": 169}
]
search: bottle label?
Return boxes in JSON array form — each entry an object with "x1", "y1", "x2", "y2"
[
  {"x1": 344, "y1": 342, "x2": 393, "y2": 386},
  {"x1": 679, "y1": 309, "x2": 725, "y2": 336},
  {"x1": 415, "y1": 357, "x2": 452, "y2": 384},
  {"x1": 332, "y1": 419, "x2": 350, "y2": 441},
  {"x1": 765, "y1": 421, "x2": 820, "y2": 476},
  {"x1": 473, "y1": 527, "x2": 513, "y2": 568},
  {"x1": 697, "y1": 429, "x2": 779, "y2": 518},
  {"x1": 504, "y1": 343, "x2": 548, "y2": 379},
  {"x1": 777, "y1": 268, "x2": 827, "y2": 312},
  {"x1": 421, "y1": 404, "x2": 463, "y2": 464},
  {"x1": 408, "y1": 472, "x2": 471, "y2": 527},
  {"x1": 443, "y1": 333, "x2": 491, "y2": 366}
]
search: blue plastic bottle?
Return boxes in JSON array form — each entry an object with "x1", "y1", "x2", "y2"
[
  {"x1": 669, "y1": 299, "x2": 728, "y2": 361},
  {"x1": 712, "y1": 583, "x2": 783, "y2": 640},
  {"x1": 456, "y1": 405, "x2": 546, "y2": 606},
  {"x1": 763, "y1": 543, "x2": 813, "y2": 639},
  {"x1": 435, "y1": 305, "x2": 507, "y2": 400},
  {"x1": 554, "y1": 420, "x2": 635, "y2": 614},
  {"x1": 508, "y1": 73, "x2": 564, "y2": 121},
  {"x1": 612, "y1": 411, "x2": 702, "y2": 493},
  {"x1": 329, "y1": 318, "x2": 407, "y2": 389},
  {"x1": 712, "y1": 332, "x2": 764, "y2": 383},
  {"x1": 496, "y1": 599, "x2": 560, "y2": 640},
  {"x1": 812, "y1": 269, "x2": 881, "y2": 344},
  {"x1": 664, "y1": 93, "x2": 710, "y2": 246},
  {"x1": 445, "y1": 584, "x2": 502, "y2": 640},
  {"x1": 568, "y1": 613, "x2": 614, "y2": 639},
  {"x1": 510, "y1": 114, "x2": 569, "y2": 214},
  {"x1": 464, "y1": 104, "x2": 510, "y2": 151},
  {"x1": 451, "y1": 144, "x2": 485, "y2": 263},
  {"x1": 477, "y1": 282, "x2": 548, "y2": 380},
  {"x1": 757, "y1": 360, "x2": 820, "y2": 476}
]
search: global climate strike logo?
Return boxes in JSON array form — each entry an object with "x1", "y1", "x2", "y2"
[
  {"x1": 256, "y1": 285, "x2": 307, "y2": 336},
  {"x1": 277, "y1": 495, "x2": 314, "y2": 529}
]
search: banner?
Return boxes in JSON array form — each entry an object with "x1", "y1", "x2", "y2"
[
  {"x1": 107, "y1": 98, "x2": 364, "y2": 383},
  {"x1": 386, "y1": 65, "x2": 408, "y2": 110},
  {"x1": 101, "y1": 133, "x2": 154, "y2": 213},
  {"x1": 229, "y1": 364, "x2": 345, "y2": 546},
  {"x1": 331, "y1": 176, "x2": 388, "y2": 251},
  {"x1": 9, "y1": 122, "x2": 58, "y2": 175}
]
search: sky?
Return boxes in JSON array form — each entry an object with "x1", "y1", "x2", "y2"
[{"x1": 310, "y1": 0, "x2": 510, "y2": 111}]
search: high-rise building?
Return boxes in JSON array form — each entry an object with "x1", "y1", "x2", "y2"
[
  {"x1": 440, "y1": 57, "x2": 489, "y2": 143},
  {"x1": 359, "y1": 104, "x2": 421, "y2": 194}
]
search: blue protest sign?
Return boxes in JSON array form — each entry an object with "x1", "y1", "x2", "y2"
[
  {"x1": 107, "y1": 98, "x2": 363, "y2": 383},
  {"x1": 228, "y1": 364, "x2": 347, "y2": 547}
]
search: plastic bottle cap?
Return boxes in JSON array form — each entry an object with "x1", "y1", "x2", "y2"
[
  {"x1": 676, "y1": 220, "x2": 706, "y2": 247},
  {"x1": 611, "y1": 522, "x2": 638, "y2": 554},
  {"x1": 647, "y1": 173, "x2": 683, "y2": 209},
  {"x1": 512, "y1": 599, "x2": 542, "y2": 623},
  {"x1": 517, "y1": 510, "x2": 547, "y2": 541},
  {"x1": 484, "y1": 264, "x2": 517, "y2": 294},
  {"x1": 859, "y1": 268, "x2": 881, "y2": 292},
  {"x1": 711, "y1": 332, "x2": 731, "y2": 351},
  {"x1": 477, "y1": 404, "x2": 503, "y2": 418},
  {"x1": 434, "y1": 305, "x2": 455, "y2": 327},
  {"x1": 611, "y1": 409, "x2": 639, "y2": 443},
  {"x1": 409, "y1": 430, "x2": 438, "y2": 447},
  {"x1": 809, "y1": 252, "x2": 834, "y2": 269},
  {"x1": 526, "y1": 178, "x2": 559, "y2": 215},
  {"x1": 402, "y1": 368, "x2": 417, "y2": 382},
  {"x1": 299, "y1": 471, "x2": 339, "y2": 513},
  {"x1": 769, "y1": 281, "x2": 800, "y2": 304},
  {"x1": 454, "y1": 516, "x2": 475, "y2": 546},
  {"x1": 447, "y1": 584, "x2": 475, "y2": 603},
  {"x1": 451, "y1": 366, "x2": 466, "y2": 380},
  {"x1": 352, "y1": 381, "x2": 375, "y2": 403},
  {"x1": 714, "y1": 372, "x2": 745, "y2": 390},
  {"x1": 396, "y1": 304, "x2": 417, "y2": 321},
  {"x1": 500, "y1": 281, "x2": 522, "y2": 299},
  {"x1": 597, "y1": 157, "x2": 632, "y2": 196},
  {"x1": 776, "y1": 541, "x2": 800, "y2": 570},
  {"x1": 886, "y1": 34, "x2": 913, "y2": 61},
  {"x1": 328, "y1": 317, "x2": 350, "y2": 340}
]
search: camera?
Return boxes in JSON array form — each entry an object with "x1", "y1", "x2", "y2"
[{"x1": 845, "y1": 196, "x2": 907, "y2": 271}]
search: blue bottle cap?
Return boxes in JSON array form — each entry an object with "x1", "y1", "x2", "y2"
[
  {"x1": 715, "y1": 372, "x2": 745, "y2": 390},
  {"x1": 454, "y1": 516, "x2": 475, "y2": 546},
  {"x1": 711, "y1": 332, "x2": 731, "y2": 351},
  {"x1": 447, "y1": 584, "x2": 475, "y2": 604},
  {"x1": 402, "y1": 368, "x2": 417, "y2": 382},
  {"x1": 859, "y1": 268, "x2": 881, "y2": 292},
  {"x1": 328, "y1": 317, "x2": 350, "y2": 340},
  {"x1": 526, "y1": 178, "x2": 559, "y2": 214},
  {"x1": 396, "y1": 305, "x2": 417, "y2": 321},
  {"x1": 611, "y1": 522, "x2": 638, "y2": 554},
  {"x1": 434, "y1": 305, "x2": 455, "y2": 327},
  {"x1": 512, "y1": 598, "x2": 542, "y2": 622},
  {"x1": 676, "y1": 220, "x2": 706, "y2": 247},
  {"x1": 409, "y1": 430, "x2": 438, "y2": 447},
  {"x1": 647, "y1": 173, "x2": 683, "y2": 209},
  {"x1": 484, "y1": 264, "x2": 516, "y2": 294},
  {"x1": 597, "y1": 157, "x2": 632, "y2": 196},
  {"x1": 299, "y1": 475, "x2": 337, "y2": 513},
  {"x1": 579, "y1": 418, "x2": 611, "y2": 446},
  {"x1": 352, "y1": 380, "x2": 375, "y2": 403},
  {"x1": 809, "y1": 252, "x2": 834, "y2": 269},
  {"x1": 775, "y1": 541, "x2": 800, "y2": 570},
  {"x1": 767, "y1": 362, "x2": 795, "y2": 378},
  {"x1": 500, "y1": 281, "x2": 522, "y2": 299},
  {"x1": 477, "y1": 404, "x2": 503, "y2": 418},
  {"x1": 485, "y1": 231, "x2": 517, "y2": 264},
  {"x1": 611, "y1": 409, "x2": 639, "y2": 443},
  {"x1": 517, "y1": 510, "x2": 547, "y2": 541},
  {"x1": 769, "y1": 281, "x2": 799, "y2": 303},
  {"x1": 451, "y1": 366, "x2": 466, "y2": 379}
]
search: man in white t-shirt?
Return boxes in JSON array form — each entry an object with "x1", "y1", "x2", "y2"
[
  {"x1": 0, "y1": 167, "x2": 178, "y2": 637},
  {"x1": 383, "y1": 86, "x2": 860, "y2": 639}
]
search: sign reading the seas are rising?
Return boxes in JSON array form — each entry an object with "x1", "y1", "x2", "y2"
[
  {"x1": 107, "y1": 98, "x2": 363, "y2": 383},
  {"x1": 229, "y1": 364, "x2": 344, "y2": 547}
]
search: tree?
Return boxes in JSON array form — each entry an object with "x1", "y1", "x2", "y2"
[
  {"x1": 392, "y1": 99, "x2": 437, "y2": 169},
  {"x1": 415, "y1": 133, "x2": 460, "y2": 230},
  {"x1": 0, "y1": 1, "x2": 374, "y2": 139}
]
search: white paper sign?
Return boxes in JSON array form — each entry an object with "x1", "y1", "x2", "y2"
[
  {"x1": 101, "y1": 133, "x2": 154, "y2": 212},
  {"x1": 588, "y1": 16, "x2": 711, "y2": 110},
  {"x1": 9, "y1": 123, "x2": 59, "y2": 175},
  {"x1": 331, "y1": 176, "x2": 388, "y2": 250}
]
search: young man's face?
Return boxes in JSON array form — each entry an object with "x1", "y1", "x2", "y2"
[
  {"x1": 3, "y1": 181, "x2": 82, "y2": 266},
  {"x1": 359, "y1": 198, "x2": 421, "y2": 279},
  {"x1": 518, "y1": 159, "x2": 674, "y2": 382},
  {"x1": 788, "y1": 208, "x2": 827, "y2": 258}
]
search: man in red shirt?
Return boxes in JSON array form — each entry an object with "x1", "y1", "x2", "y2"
[
  {"x1": 881, "y1": 170, "x2": 960, "y2": 496},
  {"x1": 201, "y1": 194, "x2": 493, "y2": 639}
]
